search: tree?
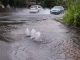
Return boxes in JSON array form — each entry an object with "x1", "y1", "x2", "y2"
[
  {"x1": 9, "y1": 0, "x2": 26, "y2": 7},
  {"x1": 40, "y1": 0, "x2": 66, "y2": 8},
  {"x1": 1, "y1": 0, "x2": 9, "y2": 7},
  {"x1": 0, "y1": 0, "x2": 27, "y2": 7},
  {"x1": 41, "y1": 0, "x2": 56, "y2": 8}
]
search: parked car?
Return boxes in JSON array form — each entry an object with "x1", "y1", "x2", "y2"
[
  {"x1": 50, "y1": 6, "x2": 64, "y2": 15},
  {"x1": 29, "y1": 5, "x2": 43, "y2": 13}
]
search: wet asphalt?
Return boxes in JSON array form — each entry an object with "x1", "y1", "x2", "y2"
[{"x1": 0, "y1": 8, "x2": 80, "y2": 60}]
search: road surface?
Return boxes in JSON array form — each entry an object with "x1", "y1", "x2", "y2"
[{"x1": 0, "y1": 8, "x2": 80, "y2": 60}]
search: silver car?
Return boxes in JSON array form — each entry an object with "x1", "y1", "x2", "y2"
[{"x1": 50, "y1": 6, "x2": 64, "y2": 15}]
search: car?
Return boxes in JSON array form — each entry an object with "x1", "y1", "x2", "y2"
[
  {"x1": 29, "y1": 7, "x2": 39, "y2": 13},
  {"x1": 29, "y1": 5, "x2": 43, "y2": 13},
  {"x1": 30, "y1": 5, "x2": 43, "y2": 10},
  {"x1": 50, "y1": 6, "x2": 64, "y2": 15}
]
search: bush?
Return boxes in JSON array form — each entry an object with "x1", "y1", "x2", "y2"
[{"x1": 64, "y1": 0, "x2": 80, "y2": 26}]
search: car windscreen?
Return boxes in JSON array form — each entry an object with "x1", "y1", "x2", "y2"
[{"x1": 53, "y1": 6, "x2": 64, "y2": 9}]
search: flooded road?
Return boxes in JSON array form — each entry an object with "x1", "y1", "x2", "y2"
[{"x1": 0, "y1": 8, "x2": 80, "y2": 60}]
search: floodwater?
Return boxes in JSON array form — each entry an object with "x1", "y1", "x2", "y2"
[{"x1": 0, "y1": 8, "x2": 80, "y2": 60}]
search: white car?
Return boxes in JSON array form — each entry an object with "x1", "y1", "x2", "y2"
[
  {"x1": 30, "y1": 5, "x2": 43, "y2": 10},
  {"x1": 29, "y1": 7, "x2": 39, "y2": 13},
  {"x1": 29, "y1": 5, "x2": 43, "y2": 13},
  {"x1": 50, "y1": 6, "x2": 64, "y2": 15}
]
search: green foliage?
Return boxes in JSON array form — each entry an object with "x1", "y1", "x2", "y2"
[
  {"x1": 0, "y1": 0, "x2": 27, "y2": 7},
  {"x1": 41, "y1": 0, "x2": 65, "y2": 8},
  {"x1": 41, "y1": 0, "x2": 55, "y2": 8},
  {"x1": 64, "y1": 0, "x2": 80, "y2": 26},
  {"x1": 9, "y1": 0, "x2": 26, "y2": 7},
  {"x1": 0, "y1": 0, "x2": 67, "y2": 8}
]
